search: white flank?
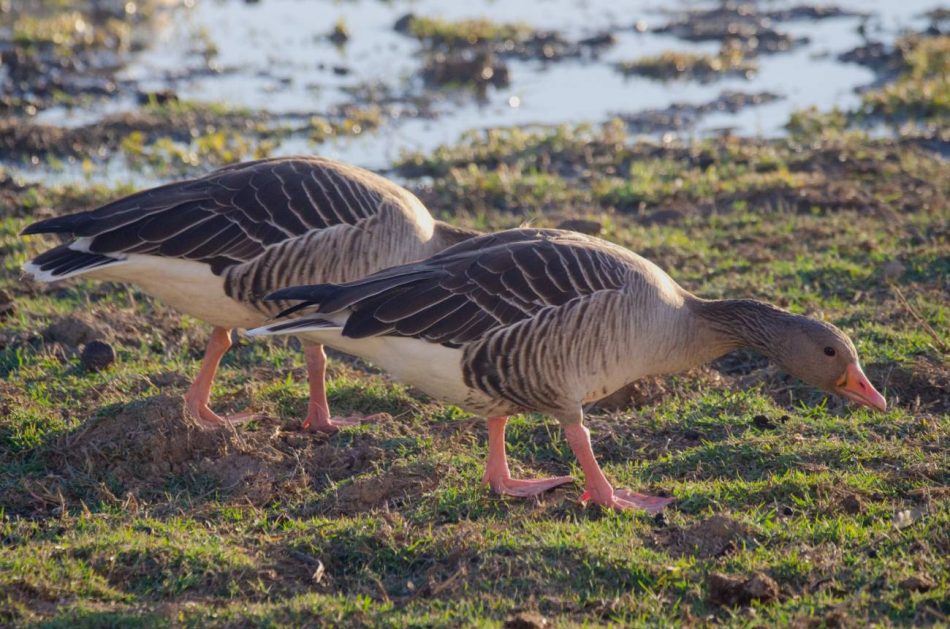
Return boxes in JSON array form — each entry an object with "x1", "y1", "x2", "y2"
[
  {"x1": 247, "y1": 322, "x2": 473, "y2": 408},
  {"x1": 27, "y1": 249, "x2": 262, "y2": 329}
]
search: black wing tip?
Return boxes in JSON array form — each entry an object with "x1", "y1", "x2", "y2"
[
  {"x1": 273, "y1": 301, "x2": 318, "y2": 320},
  {"x1": 20, "y1": 214, "x2": 87, "y2": 236}
]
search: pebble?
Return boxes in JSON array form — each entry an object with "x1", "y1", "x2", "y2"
[
  {"x1": 899, "y1": 575, "x2": 935, "y2": 592},
  {"x1": 81, "y1": 340, "x2": 116, "y2": 372}
]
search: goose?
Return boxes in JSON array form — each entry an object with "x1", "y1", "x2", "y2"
[
  {"x1": 247, "y1": 228, "x2": 887, "y2": 512},
  {"x1": 21, "y1": 156, "x2": 478, "y2": 431}
]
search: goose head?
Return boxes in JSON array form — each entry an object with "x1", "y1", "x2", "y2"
[
  {"x1": 693, "y1": 298, "x2": 887, "y2": 412},
  {"x1": 768, "y1": 317, "x2": 886, "y2": 412}
]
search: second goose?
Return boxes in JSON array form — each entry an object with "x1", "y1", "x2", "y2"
[{"x1": 249, "y1": 228, "x2": 887, "y2": 512}]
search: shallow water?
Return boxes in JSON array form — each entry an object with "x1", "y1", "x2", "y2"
[{"x1": 22, "y1": 0, "x2": 940, "y2": 185}]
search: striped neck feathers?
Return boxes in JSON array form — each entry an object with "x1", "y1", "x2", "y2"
[{"x1": 688, "y1": 297, "x2": 800, "y2": 361}]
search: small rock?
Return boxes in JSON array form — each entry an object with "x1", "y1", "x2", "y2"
[
  {"x1": 893, "y1": 507, "x2": 927, "y2": 529},
  {"x1": 504, "y1": 612, "x2": 549, "y2": 629},
  {"x1": 0, "y1": 289, "x2": 15, "y2": 320},
  {"x1": 881, "y1": 260, "x2": 906, "y2": 282},
  {"x1": 45, "y1": 315, "x2": 111, "y2": 347},
  {"x1": 707, "y1": 571, "x2": 779, "y2": 607},
  {"x1": 557, "y1": 218, "x2": 603, "y2": 235},
  {"x1": 81, "y1": 341, "x2": 116, "y2": 372},
  {"x1": 839, "y1": 493, "x2": 864, "y2": 514},
  {"x1": 899, "y1": 575, "x2": 935, "y2": 593},
  {"x1": 752, "y1": 414, "x2": 777, "y2": 430}
]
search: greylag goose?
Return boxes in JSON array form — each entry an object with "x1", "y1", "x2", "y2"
[
  {"x1": 21, "y1": 156, "x2": 478, "y2": 431},
  {"x1": 247, "y1": 228, "x2": 887, "y2": 512}
]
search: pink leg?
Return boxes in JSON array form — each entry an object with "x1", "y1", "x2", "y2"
[
  {"x1": 563, "y1": 423, "x2": 673, "y2": 513},
  {"x1": 300, "y1": 344, "x2": 389, "y2": 434},
  {"x1": 482, "y1": 416, "x2": 573, "y2": 497},
  {"x1": 184, "y1": 327, "x2": 256, "y2": 428}
]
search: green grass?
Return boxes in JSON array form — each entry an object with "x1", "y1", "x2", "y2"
[
  {"x1": 617, "y1": 46, "x2": 757, "y2": 82},
  {"x1": 860, "y1": 35, "x2": 950, "y2": 123},
  {"x1": 401, "y1": 15, "x2": 534, "y2": 49},
  {"x1": 0, "y1": 33, "x2": 948, "y2": 629}
]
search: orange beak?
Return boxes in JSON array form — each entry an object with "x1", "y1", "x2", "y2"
[{"x1": 835, "y1": 362, "x2": 887, "y2": 412}]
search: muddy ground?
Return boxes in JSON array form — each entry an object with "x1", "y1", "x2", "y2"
[{"x1": 0, "y1": 1, "x2": 948, "y2": 627}]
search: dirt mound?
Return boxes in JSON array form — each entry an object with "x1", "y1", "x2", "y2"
[
  {"x1": 873, "y1": 358, "x2": 950, "y2": 414},
  {"x1": 44, "y1": 313, "x2": 113, "y2": 347},
  {"x1": 40, "y1": 394, "x2": 391, "y2": 509},
  {"x1": 328, "y1": 461, "x2": 443, "y2": 515},
  {"x1": 707, "y1": 571, "x2": 779, "y2": 607},
  {"x1": 654, "y1": 514, "x2": 753, "y2": 559}
]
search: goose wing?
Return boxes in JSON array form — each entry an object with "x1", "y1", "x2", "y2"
[
  {"x1": 22, "y1": 157, "x2": 395, "y2": 274},
  {"x1": 267, "y1": 228, "x2": 634, "y2": 346}
]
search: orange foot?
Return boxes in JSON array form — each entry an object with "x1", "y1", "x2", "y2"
[
  {"x1": 301, "y1": 412, "x2": 391, "y2": 434},
  {"x1": 485, "y1": 474, "x2": 574, "y2": 498},
  {"x1": 187, "y1": 401, "x2": 259, "y2": 429},
  {"x1": 581, "y1": 488, "x2": 674, "y2": 513}
]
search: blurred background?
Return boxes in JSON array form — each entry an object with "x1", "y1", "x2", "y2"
[
  {"x1": 2, "y1": 3, "x2": 949, "y2": 626},
  {"x1": 2, "y1": 0, "x2": 945, "y2": 185}
]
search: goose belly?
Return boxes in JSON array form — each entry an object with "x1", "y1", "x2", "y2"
[
  {"x1": 295, "y1": 330, "x2": 480, "y2": 409},
  {"x1": 89, "y1": 254, "x2": 265, "y2": 329}
]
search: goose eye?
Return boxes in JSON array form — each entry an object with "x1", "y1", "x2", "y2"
[{"x1": 823, "y1": 347, "x2": 836, "y2": 357}]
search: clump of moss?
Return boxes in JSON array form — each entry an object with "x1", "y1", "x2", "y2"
[
  {"x1": 121, "y1": 129, "x2": 275, "y2": 175},
  {"x1": 617, "y1": 45, "x2": 757, "y2": 82},
  {"x1": 398, "y1": 15, "x2": 533, "y2": 49},
  {"x1": 859, "y1": 35, "x2": 950, "y2": 122},
  {"x1": 309, "y1": 106, "x2": 383, "y2": 143},
  {"x1": 785, "y1": 107, "x2": 850, "y2": 140},
  {"x1": 11, "y1": 11, "x2": 131, "y2": 52}
]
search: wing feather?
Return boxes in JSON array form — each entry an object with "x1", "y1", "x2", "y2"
[
  {"x1": 267, "y1": 229, "x2": 634, "y2": 347},
  {"x1": 22, "y1": 156, "x2": 398, "y2": 274}
]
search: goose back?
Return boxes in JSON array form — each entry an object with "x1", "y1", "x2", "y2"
[
  {"x1": 265, "y1": 229, "x2": 694, "y2": 417},
  {"x1": 22, "y1": 156, "x2": 475, "y2": 328}
]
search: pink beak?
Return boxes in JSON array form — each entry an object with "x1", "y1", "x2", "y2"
[{"x1": 835, "y1": 362, "x2": 887, "y2": 412}]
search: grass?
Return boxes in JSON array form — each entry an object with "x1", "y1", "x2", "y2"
[
  {"x1": 400, "y1": 16, "x2": 534, "y2": 49},
  {"x1": 0, "y1": 30, "x2": 948, "y2": 629},
  {"x1": 860, "y1": 35, "x2": 950, "y2": 123},
  {"x1": 617, "y1": 45, "x2": 757, "y2": 82}
]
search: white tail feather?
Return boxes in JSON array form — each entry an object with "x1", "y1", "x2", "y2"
[
  {"x1": 21, "y1": 257, "x2": 127, "y2": 282},
  {"x1": 245, "y1": 318, "x2": 342, "y2": 337}
]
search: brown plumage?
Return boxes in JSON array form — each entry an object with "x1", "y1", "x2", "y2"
[
  {"x1": 22, "y1": 156, "x2": 479, "y2": 430},
  {"x1": 251, "y1": 228, "x2": 887, "y2": 511}
]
